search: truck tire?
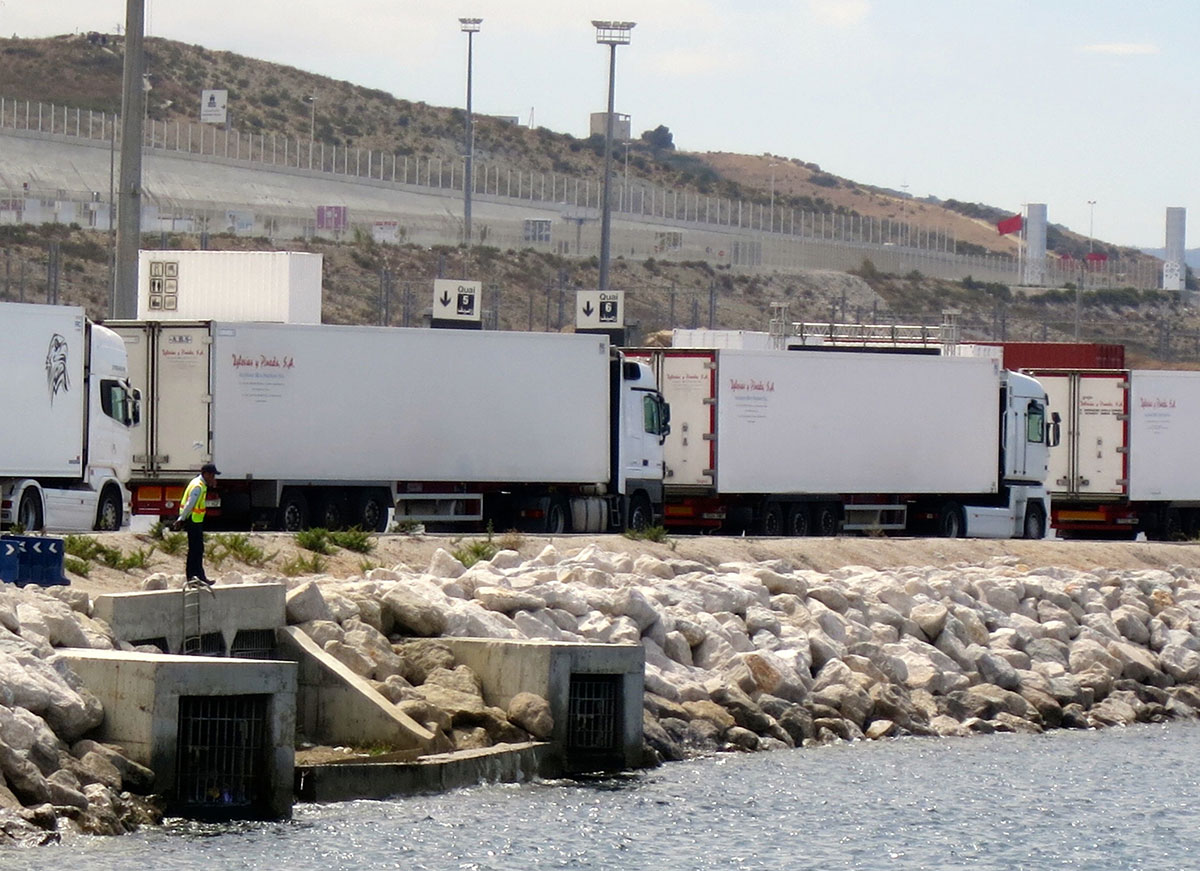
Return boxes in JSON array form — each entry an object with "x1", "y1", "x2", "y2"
[
  {"x1": 95, "y1": 486, "x2": 123, "y2": 531},
  {"x1": 17, "y1": 489, "x2": 43, "y2": 532},
  {"x1": 786, "y1": 504, "x2": 811, "y2": 537},
  {"x1": 626, "y1": 493, "x2": 652, "y2": 532},
  {"x1": 814, "y1": 503, "x2": 839, "y2": 537},
  {"x1": 758, "y1": 503, "x2": 784, "y2": 536},
  {"x1": 1022, "y1": 504, "x2": 1046, "y2": 540},
  {"x1": 276, "y1": 490, "x2": 309, "y2": 532},
  {"x1": 545, "y1": 497, "x2": 570, "y2": 535},
  {"x1": 355, "y1": 490, "x2": 390, "y2": 533},
  {"x1": 315, "y1": 492, "x2": 344, "y2": 531},
  {"x1": 938, "y1": 502, "x2": 964, "y2": 538}
]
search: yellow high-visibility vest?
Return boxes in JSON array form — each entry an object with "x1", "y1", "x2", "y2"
[{"x1": 182, "y1": 476, "x2": 207, "y2": 523}]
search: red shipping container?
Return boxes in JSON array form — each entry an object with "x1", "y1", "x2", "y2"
[{"x1": 975, "y1": 342, "x2": 1125, "y2": 371}]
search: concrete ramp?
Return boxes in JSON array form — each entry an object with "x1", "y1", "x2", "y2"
[{"x1": 280, "y1": 626, "x2": 435, "y2": 753}]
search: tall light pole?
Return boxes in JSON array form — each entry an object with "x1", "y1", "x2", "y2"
[
  {"x1": 593, "y1": 20, "x2": 634, "y2": 291},
  {"x1": 768, "y1": 162, "x2": 777, "y2": 233},
  {"x1": 460, "y1": 17, "x2": 481, "y2": 247},
  {"x1": 115, "y1": 0, "x2": 146, "y2": 320},
  {"x1": 1087, "y1": 199, "x2": 1097, "y2": 293},
  {"x1": 623, "y1": 140, "x2": 631, "y2": 213},
  {"x1": 305, "y1": 94, "x2": 317, "y2": 170}
]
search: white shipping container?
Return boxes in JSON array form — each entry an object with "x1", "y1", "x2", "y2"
[
  {"x1": 1128, "y1": 370, "x2": 1200, "y2": 501},
  {"x1": 137, "y1": 250, "x2": 322, "y2": 323},
  {"x1": 0, "y1": 303, "x2": 86, "y2": 477},
  {"x1": 128, "y1": 323, "x2": 614, "y2": 485},
  {"x1": 658, "y1": 349, "x2": 1001, "y2": 495}
]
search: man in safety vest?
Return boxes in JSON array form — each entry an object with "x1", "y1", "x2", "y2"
[{"x1": 173, "y1": 462, "x2": 219, "y2": 586}]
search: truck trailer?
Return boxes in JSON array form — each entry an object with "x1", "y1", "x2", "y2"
[
  {"x1": 110, "y1": 321, "x2": 669, "y2": 532},
  {"x1": 0, "y1": 302, "x2": 140, "y2": 532},
  {"x1": 630, "y1": 347, "x2": 1056, "y2": 538},
  {"x1": 1029, "y1": 368, "x2": 1200, "y2": 540}
]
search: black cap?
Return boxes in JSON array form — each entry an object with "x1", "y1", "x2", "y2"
[{"x1": 201, "y1": 462, "x2": 220, "y2": 475}]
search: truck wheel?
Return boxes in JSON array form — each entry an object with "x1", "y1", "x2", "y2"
[
  {"x1": 276, "y1": 490, "x2": 309, "y2": 532},
  {"x1": 814, "y1": 503, "x2": 839, "y2": 537},
  {"x1": 95, "y1": 486, "x2": 123, "y2": 531},
  {"x1": 1163, "y1": 509, "x2": 1184, "y2": 541},
  {"x1": 17, "y1": 490, "x2": 43, "y2": 532},
  {"x1": 1023, "y1": 504, "x2": 1046, "y2": 540},
  {"x1": 315, "y1": 493, "x2": 344, "y2": 531},
  {"x1": 355, "y1": 490, "x2": 390, "y2": 533},
  {"x1": 938, "y1": 502, "x2": 964, "y2": 538},
  {"x1": 758, "y1": 503, "x2": 783, "y2": 536},
  {"x1": 786, "y1": 504, "x2": 811, "y2": 537},
  {"x1": 545, "y1": 497, "x2": 569, "y2": 535},
  {"x1": 627, "y1": 493, "x2": 652, "y2": 532}
]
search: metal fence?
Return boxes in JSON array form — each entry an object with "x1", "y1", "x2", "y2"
[{"x1": 0, "y1": 95, "x2": 1163, "y2": 289}]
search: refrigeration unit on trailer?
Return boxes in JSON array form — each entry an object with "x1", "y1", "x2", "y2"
[
  {"x1": 0, "y1": 302, "x2": 140, "y2": 532},
  {"x1": 112, "y1": 321, "x2": 668, "y2": 532},
  {"x1": 633, "y1": 347, "x2": 1055, "y2": 538},
  {"x1": 1031, "y1": 368, "x2": 1200, "y2": 540}
]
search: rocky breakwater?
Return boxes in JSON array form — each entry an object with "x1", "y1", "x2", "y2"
[
  {"x1": 0, "y1": 585, "x2": 159, "y2": 846},
  {"x1": 278, "y1": 543, "x2": 1200, "y2": 763}
]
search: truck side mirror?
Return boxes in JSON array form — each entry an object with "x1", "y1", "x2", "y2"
[
  {"x1": 131, "y1": 387, "x2": 142, "y2": 427},
  {"x1": 658, "y1": 397, "x2": 671, "y2": 444},
  {"x1": 1049, "y1": 411, "x2": 1061, "y2": 448}
]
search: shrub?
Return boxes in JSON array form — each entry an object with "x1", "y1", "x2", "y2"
[
  {"x1": 329, "y1": 527, "x2": 374, "y2": 554},
  {"x1": 295, "y1": 528, "x2": 334, "y2": 554},
  {"x1": 279, "y1": 552, "x2": 326, "y2": 577}
]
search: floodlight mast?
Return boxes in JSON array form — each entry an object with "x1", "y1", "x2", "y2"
[
  {"x1": 593, "y1": 20, "x2": 635, "y2": 291},
  {"x1": 460, "y1": 17, "x2": 482, "y2": 247}
]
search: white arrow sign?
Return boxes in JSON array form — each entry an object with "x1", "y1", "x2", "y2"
[{"x1": 433, "y1": 279, "x2": 482, "y2": 322}]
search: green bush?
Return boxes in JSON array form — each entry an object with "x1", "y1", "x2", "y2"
[
  {"x1": 211, "y1": 533, "x2": 275, "y2": 567},
  {"x1": 279, "y1": 552, "x2": 326, "y2": 577},
  {"x1": 329, "y1": 527, "x2": 374, "y2": 554},
  {"x1": 64, "y1": 555, "x2": 90, "y2": 577},
  {"x1": 295, "y1": 528, "x2": 334, "y2": 554}
]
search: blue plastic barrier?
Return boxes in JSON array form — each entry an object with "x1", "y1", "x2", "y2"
[{"x1": 0, "y1": 535, "x2": 68, "y2": 587}]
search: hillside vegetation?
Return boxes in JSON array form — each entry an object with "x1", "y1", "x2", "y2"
[{"x1": 0, "y1": 33, "x2": 1196, "y2": 364}]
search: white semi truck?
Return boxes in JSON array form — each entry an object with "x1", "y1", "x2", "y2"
[
  {"x1": 0, "y1": 302, "x2": 140, "y2": 532},
  {"x1": 110, "y1": 321, "x2": 669, "y2": 532},
  {"x1": 1028, "y1": 368, "x2": 1200, "y2": 540},
  {"x1": 629, "y1": 347, "x2": 1057, "y2": 538}
]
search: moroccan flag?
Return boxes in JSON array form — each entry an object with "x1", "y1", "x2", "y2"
[
  {"x1": 1085, "y1": 252, "x2": 1108, "y2": 262},
  {"x1": 997, "y1": 214, "x2": 1023, "y2": 235}
]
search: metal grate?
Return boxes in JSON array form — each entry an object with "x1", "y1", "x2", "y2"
[
  {"x1": 175, "y1": 694, "x2": 267, "y2": 814},
  {"x1": 230, "y1": 629, "x2": 277, "y2": 660},
  {"x1": 566, "y1": 674, "x2": 620, "y2": 752},
  {"x1": 183, "y1": 632, "x2": 226, "y2": 657}
]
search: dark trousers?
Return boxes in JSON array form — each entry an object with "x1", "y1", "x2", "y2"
[{"x1": 185, "y1": 518, "x2": 207, "y2": 582}]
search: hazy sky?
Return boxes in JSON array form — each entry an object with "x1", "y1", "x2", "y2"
[{"x1": 7, "y1": 0, "x2": 1197, "y2": 248}]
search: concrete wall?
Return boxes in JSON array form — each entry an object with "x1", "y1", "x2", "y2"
[
  {"x1": 63, "y1": 649, "x2": 296, "y2": 820},
  {"x1": 93, "y1": 584, "x2": 286, "y2": 654},
  {"x1": 296, "y1": 742, "x2": 549, "y2": 802},
  {"x1": 441, "y1": 638, "x2": 644, "y2": 771},
  {"x1": 279, "y1": 626, "x2": 435, "y2": 752}
]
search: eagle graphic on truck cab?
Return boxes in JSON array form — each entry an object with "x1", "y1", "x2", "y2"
[{"x1": 45, "y1": 333, "x2": 70, "y2": 404}]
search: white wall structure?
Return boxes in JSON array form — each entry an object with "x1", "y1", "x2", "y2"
[
  {"x1": 1164, "y1": 206, "x2": 1186, "y2": 291},
  {"x1": 1022, "y1": 203, "x2": 1047, "y2": 286}
]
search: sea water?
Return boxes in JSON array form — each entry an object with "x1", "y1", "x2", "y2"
[{"x1": 8, "y1": 721, "x2": 1200, "y2": 870}]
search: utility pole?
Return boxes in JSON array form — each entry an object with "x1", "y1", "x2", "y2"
[{"x1": 114, "y1": 0, "x2": 146, "y2": 319}]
